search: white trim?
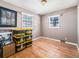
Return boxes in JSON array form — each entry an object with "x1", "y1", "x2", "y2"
[
  {"x1": 21, "y1": 12, "x2": 33, "y2": 28},
  {"x1": 21, "y1": 12, "x2": 33, "y2": 16},
  {"x1": 38, "y1": 37, "x2": 78, "y2": 47},
  {"x1": 78, "y1": 48, "x2": 79, "y2": 53},
  {"x1": 32, "y1": 36, "x2": 79, "y2": 52},
  {"x1": 32, "y1": 37, "x2": 42, "y2": 41},
  {"x1": 42, "y1": 37, "x2": 78, "y2": 48},
  {"x1": 40, "y1": 36, "x2": 60, "y2": 42},
  {"x1": 65, "y1": 42, "x2": 78, "y2": 47}
]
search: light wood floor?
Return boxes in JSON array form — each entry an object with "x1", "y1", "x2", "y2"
[{"x1": 9, "y1": 38, "x2": 79, "y2": 58}]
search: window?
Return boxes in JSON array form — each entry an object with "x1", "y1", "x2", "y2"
[
  {"x1": 22, "y1": 13, "x2": 32, "y2": 28},
  {"x1": 49, "y1": 15, "x2": 60, "y2": 28}
]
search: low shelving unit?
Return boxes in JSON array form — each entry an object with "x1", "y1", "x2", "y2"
[{"x1": 13, "y1": 28, "x2": 32, "y2": 52}]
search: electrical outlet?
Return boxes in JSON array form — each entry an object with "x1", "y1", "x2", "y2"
[{"x1": 65, "y1": 37, "x2": 67, "y2": 41}]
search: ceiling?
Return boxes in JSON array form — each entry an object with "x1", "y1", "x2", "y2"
[{"x1": 3, "y1": 0, "x2": 79, "y2": 15}]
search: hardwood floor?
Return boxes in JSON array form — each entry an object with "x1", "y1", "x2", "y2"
[{"x1": 9, "y1": 38, "x2": 79, "y2": 58}]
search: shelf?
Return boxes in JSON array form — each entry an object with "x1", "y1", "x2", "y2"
[
  {"x1": 14, "y1": 28, "x2": 32, "y2": 30},
  {"x1": 26, "y1": 41, "x2": 32, "y2": 43},
  {"x1": 26, "y1": 32, "x2": 32, "y2": 34},
  {"x1": 26, "y1": 38, "x2": 32, "y2": 41},
  {"x1": 13, "y1": 29, "x2": 32, "y2": 52},
  {"x1": 27, "y1": 44, "x2": 32, "y2": 48},
  {"x1": 15, "y1": 42, "x2": 26, "y2": 46},
  {"x1": 13, "y1": 35, "x2": 32, "y2": 39},
  {"x1": 17, "y1": 46, "x2": 25, "y2": 52},
  {"x1": 15, "y1": 40, "x2": 32, "y2": 46},
  {"x1": 15, "y1": 40, "x2": 25, "y2": 44}
]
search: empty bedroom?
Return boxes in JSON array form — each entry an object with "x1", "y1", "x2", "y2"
[{"x1": 0, "y1": 0, "x2": 79, "y2": 58}]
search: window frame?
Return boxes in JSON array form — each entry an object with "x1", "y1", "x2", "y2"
[
  {"x1": 48, "y1": 15, "x2": 60, "y2": 28},
  {"x1": 22, "y1": 12, "x2": 33, "y2": 28}
]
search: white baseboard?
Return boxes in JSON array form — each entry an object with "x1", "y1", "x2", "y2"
[
  {"x1": 32, "y1": 37, "x2": 42, "y2": 41},
  {"x1": 42, "y1": 37, "x2": 78, "y2": 46},
  {"x1": 77, "y1": 48, "x2": 79, "y2": 53},
  {"x1": 32, "y1": 36, "x2": 79, "y2": 52},
  {"x1": 78, "y1": 48, "x2": 79, "y2": 53},
  {"x1": 65, "y1": 42, "x2": 78, "y2": 47},
  {"x1": 65, "y1": 42, "x2": 79, "y2": 52},
  {"x1": 40, "y1": 36, "x2": 60, "y2": 42}
]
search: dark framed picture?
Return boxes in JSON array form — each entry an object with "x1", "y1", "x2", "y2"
[{"x1": 0, "y1": 7, "x2": 17, "y2": 27}]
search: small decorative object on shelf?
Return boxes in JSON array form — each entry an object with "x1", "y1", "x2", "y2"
[{"x1": 13, "y1": 28, "x2": 32, "y2": 52}]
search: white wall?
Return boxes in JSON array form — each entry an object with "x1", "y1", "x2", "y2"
[
  {"x1": 0, "y1": 0, "x2": 40, "y2": 39},
  {"x1": 41, "y1": 6, "x2": 77, "y2": 43},
  {"x1": 77, "y1": 4, "x2": 79, "y2": 49},
  {"x1": 32, "y1": 15, "x2": 40, "y2": 38}
]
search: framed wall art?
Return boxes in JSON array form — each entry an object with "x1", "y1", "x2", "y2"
[
  {"x1": 0, "y1": 7, "x2": 17, "y2": 27},
  {"x1": 49, "y1": 15, "x2": 60, "y2": 28}
]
